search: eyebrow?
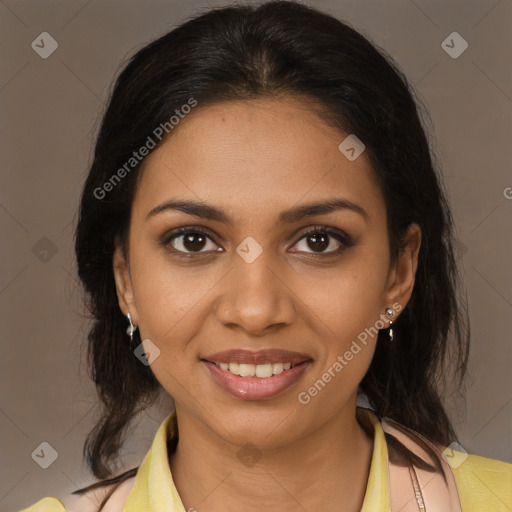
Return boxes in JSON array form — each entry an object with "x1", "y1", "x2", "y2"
[{"x1": 146, "y1": 197, "x2": 369, "y2": 225}]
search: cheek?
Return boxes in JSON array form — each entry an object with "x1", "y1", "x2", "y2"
[
  {"x1": 299, "y1": 256, "x2": 388, "y2": 338},
  {"x1": 296, "y1": 267, "x2": 385, "y2": 410},
  {"x1": 128, "y1": 252, "x2": 200, "y2": 397},
  {"x1": 127, "y1": 245, "x2": 193, "y2": 348},
  {"x1": 296, "y1": 255, "x2": 388, "y2": 396}
]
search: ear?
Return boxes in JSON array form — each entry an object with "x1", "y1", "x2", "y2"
[
  {"x1": 112, "y1": 243, "x2": 139, "y2": 325},
  {"x1": 382, "y1": 223, "x2": 421, "y2": 321}
]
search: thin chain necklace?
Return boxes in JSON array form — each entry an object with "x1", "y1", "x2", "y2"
[{"x1": 409, "y1": 464, "x2": 427, "y2": 511}]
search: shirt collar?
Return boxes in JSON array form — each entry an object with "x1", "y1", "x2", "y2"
[
  {"x1": 124, "y1": 406, "x2": 391, "y2": 512},
  {"x1": 357, "y1": 406, "x2": 392, "y2": 512}
]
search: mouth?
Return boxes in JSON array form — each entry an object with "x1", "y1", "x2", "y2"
[{"x1": 200, "y1": 349, "x2": 313, "y2": 400}]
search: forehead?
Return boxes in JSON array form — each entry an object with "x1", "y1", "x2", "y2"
[{"x1": 133, "y1": 96, "x2": 385, "y2": 223}]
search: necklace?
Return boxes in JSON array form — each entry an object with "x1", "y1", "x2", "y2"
[{"x1": 409, "y1": 464, "x2": 427, "y2": 511}]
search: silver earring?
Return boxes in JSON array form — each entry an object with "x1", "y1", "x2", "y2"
[
  {"x1": 126, "y1": 313, "x2": 138, "y2": 341},
  {"x1": 385, "y1": 308, "x2": 395, "y2": 341}
]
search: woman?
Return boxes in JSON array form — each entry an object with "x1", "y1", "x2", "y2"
[{"x1": 20, "y1": 1, "x2": 512, "y2": 511}]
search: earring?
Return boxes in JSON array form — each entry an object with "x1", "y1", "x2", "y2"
[
  {"x1": 126, "y1": 313, "x2": 138, "y2": 342},
  {"x1": 385, "y1": 308, "x2": 395, "y2": 341}
]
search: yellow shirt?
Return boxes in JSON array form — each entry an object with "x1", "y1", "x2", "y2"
[{"x1": 20, "y1": 407, "x2": 512, "y2": 511}]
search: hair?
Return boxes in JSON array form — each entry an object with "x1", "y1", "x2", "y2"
[{"x1": 73, "y1": 0, "x2": 470, "y2": 508}]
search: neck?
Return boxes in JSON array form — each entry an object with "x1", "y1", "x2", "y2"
[{"x1": 169, "y1": 401, "x2": 374, "y2": 512}]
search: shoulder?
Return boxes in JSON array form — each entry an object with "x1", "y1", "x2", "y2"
[
  {"x1": 18, "y1": 497, "x2": 66, "y2": 512},
  {"x1": 18, "y1": 477, "x2": 136, "y2": 512},
  {"x1": 374, "y1": 411, "x2": 512, "y2": 509},
  {"x1": 451, "y1": 452, "x2": 512, "y2": 509}
]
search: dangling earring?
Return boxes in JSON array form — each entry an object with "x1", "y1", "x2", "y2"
[
  {"x1": 126, "y1": 313, "x2": 138, "y2": 342},
  {"x1": 385, "y1": 308, "x2": 395, "y2": 341}
]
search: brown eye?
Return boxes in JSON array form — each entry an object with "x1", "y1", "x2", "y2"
[
  {"x1": 292, "y1": 226, "x2": 353, "y2": 254},
  {"x1": 162, "y1": 228, "x2": 221, "y2": 255}
]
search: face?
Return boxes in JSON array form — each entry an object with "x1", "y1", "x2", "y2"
[{"x1": 113, "y1": 96, "x2": 420, "y2": 449}]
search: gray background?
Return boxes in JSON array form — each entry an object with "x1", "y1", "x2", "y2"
[{"x1": 1, "y1": 0, "x2": 511, "y2": 510}]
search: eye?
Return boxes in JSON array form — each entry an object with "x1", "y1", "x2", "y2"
[
  {"x1": 161, "y1": 225, "x2": 353, "y2": 257},
  {"x1": 291, "y1": 226, "x2": 353, "y2": 255},
  {"x1": 162, "y1": 227, "x2": 221, "y2": 256}
]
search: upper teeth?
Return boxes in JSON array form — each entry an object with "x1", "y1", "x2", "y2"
[{"x1": 216, "y1": 362, "x2": 294, "y2": 378}]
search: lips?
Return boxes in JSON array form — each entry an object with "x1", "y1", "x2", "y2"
[{"x1": 201, "y1": 349, "x2": 313, "y2": 400}]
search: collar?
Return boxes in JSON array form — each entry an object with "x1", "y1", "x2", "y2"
[{"x1": 123, "y1": 406, "x2": 391, "y2": 512}]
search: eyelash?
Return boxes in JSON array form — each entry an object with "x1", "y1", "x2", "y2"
[{"x1": 160, "y1": 225, "x2": 354, "y2": 258}]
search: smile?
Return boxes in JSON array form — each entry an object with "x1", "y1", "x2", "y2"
[{"x1": 202, "y1": 360, "x2": 311, "y2": 400}]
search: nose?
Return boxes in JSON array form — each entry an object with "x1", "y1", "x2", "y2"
[{"x1": 214, "y1": 248, "x2": 297, "y2": 336}]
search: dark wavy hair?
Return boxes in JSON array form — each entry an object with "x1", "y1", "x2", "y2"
[{"x1": 73, "y1": 0, "x2": 470, "y2": 508}]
